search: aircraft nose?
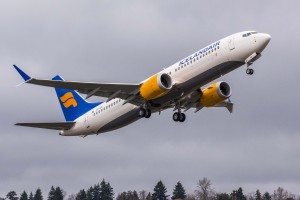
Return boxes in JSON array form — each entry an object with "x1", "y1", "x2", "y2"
[
  {"x1": 262, "y1": 33, "x2": 271, "y2": 44},
  {"x1": 257, "y1": 33, "x2": 271, "y2": 53}
]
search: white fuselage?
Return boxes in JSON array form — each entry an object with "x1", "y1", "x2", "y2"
[{"x1": 61, "y1": 31, "x2": 271, "y2": 136}]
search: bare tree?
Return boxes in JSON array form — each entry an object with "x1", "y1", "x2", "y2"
[
  {"x1": 66, "y1": 194, "x2": 76, "y2": 200},
  {"x1": 186, "y1": 194, "x2": 197, "y2": 200},
  {"x1": 273, "y1": 187, "x2": 288, "y2": 200},
  {"x1": 139, "y1": 190, "x2": 148, "y2": 200},
  {"x1": 195, "y1": 177, "x2": 215, "y2": 200}
]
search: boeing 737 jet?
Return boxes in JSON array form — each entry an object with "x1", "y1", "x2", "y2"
[{"x1": 14, "y1": 31, "x2": 271, "y2": 136}]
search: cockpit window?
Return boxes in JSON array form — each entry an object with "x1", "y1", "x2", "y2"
[{"x1": 242, "y1": 31, "x2": 258, "y2": 37}]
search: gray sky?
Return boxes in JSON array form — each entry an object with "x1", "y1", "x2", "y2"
[{"x1": 1, "y1": 0, "x2": 300, "y2": 197}]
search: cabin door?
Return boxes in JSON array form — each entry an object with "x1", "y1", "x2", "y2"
[{"x1": 228, "y1": 36, "x2": 235, "y2": 50}]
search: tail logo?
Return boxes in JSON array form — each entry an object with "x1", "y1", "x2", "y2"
[{"x1": 60, "y1": 92, "x2": 78, "y2": 108}]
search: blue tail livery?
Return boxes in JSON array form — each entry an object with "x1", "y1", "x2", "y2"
[{"x1": 52, "y1": 75, "x2": 101, "y2": 121}]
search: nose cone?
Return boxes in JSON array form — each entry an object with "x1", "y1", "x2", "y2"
[
  {"x1": 257, "y1": 33, "x2": 271, "y2": 53},
  {"x1": 262, "y1": 33, "x2": 271, "y2": 44}
]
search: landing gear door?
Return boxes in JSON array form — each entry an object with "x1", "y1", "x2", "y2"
[{"x1": 228, "y1": 36, "x2": 235, "y2": 50}]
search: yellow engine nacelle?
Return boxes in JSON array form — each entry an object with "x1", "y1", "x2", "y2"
[
  {"x1": 140, "y1": 73, "x2": 173, "y2": 100},
  {"x1": 200, "y1": 81, "x2": 231, "y2": 107}
]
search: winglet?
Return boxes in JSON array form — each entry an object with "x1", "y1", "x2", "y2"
[
  {"x1": 13, "y1": 65, "x2": 31, "y2": 81},
  {"x1": 226, "y1": 98, "x2": 233, "y2": 113}
]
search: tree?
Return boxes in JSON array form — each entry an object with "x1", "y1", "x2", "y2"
[
  {"x1": 99, "y1": 179, "x2": 114, "y2": 200},
  {"x1": 54, "y1": 187, "x2": 64, "y2": 200},
  {"x1": 185, "y1": 194, "x2": 197, "y2": 200},
  {"x1": 217, "y1": 193, "x2": 230, "y2": 200},
  {"x1": 48, "y1": 187, "x2": 55, "y2": 200},
  {"x1": 172, "y1": 182, "x2": 186, "y2": 200},
  {"x1": 29, "y1": 192, "x2": 34, "y2": 200},
  {"x1": 273, "y1": 187, "x2": 288, "y2": 200},
  {"x1": 146, "y1": 192, "x2": 152, "y2": 200},
  {"x1": 76, "y1": 190, "x2": 87, "y2": 200},
  {"x1": 20, "y1": 191, "x2": 28, "y2": 200},
  {"x1": 263, "y1": 192, "x2": 271, "y2": 200},
  {"x1": 236, "y1": 188, "x2": 246, "y2": 200},
  {"x1": 67, "y1": 194, "x2": 76, "y2": 200},
  {"x1": 195, "y1": 177, "x2": 215, "y2": 200},
  {"x1": 7, "y1": 191, "x2": 18, "y2": 200},
  {"x1": 86, "y1": 187, "x2": 94, "y2": 200},
  {"x1": 152, "y1": 180, "x2": 169, "y2": 200},
  {"x1": 139, "y1": 190, "x2": 148, "y2": 200},
  {"x1": 116, "y1": 191, "x2": 139, "y2": 200},
  {"x1": 34, "y1": 189, "x2": 43, "y2": 200},
  {"x1": 256, "y1": 190, "x2": 262, "y2": 200}
]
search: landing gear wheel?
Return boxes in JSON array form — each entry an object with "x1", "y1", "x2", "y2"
[
  {"x1": 246, "y1": 68, "x2": 254, "y2": 75},
  {"x1": 145, "y1": 109, "x2": 152, "y2": 118},
  {"x1": 138, "y1": 108, "x2": 146, "y2": 117},
  {"x1": 179, "y1": 113, "x2": 186, "y2": 122},
  {"x1": 173, "y1": 112, "x2": 180, "y2": 122}
]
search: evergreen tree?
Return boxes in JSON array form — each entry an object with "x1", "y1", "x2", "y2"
[
  {"x1": 29, "y1": 192, "x2": 34, "y2": 200},
  {"x1": 172, "y1": 182, "x2": 186, "y2": 200},
  {"x1": 99, "y1": 179, "x2": 114, "y2": 200},
  {"x1": 54, "y1": 187, "x2": 64, "y2": 200},
  {"x1": 76, "y1": 190, "x2": 87, "y2": 200},
  {"x1": 93, "y1": 184, "x2": 101, "y2": 200},
  {"x1": 34, "y1": 189, "x2": 43, "y2": 200},
  {"x1": 236, "y1": 188, "x2": 246, "y2": 200},
  {"x1": 263, "y1": 192, "x2": 271, "y2": 200},
  {"x1": 48, "y1": 187, "x2": 55, "y2": 200},
  {"x1": 152, "y1": 180, "x2": 169, "y2": 200},
  {"x1": 7, "y1": 191, "x2": 19, "y2": 200},
  {"x1": 217, "y1": 193, "x2": 230, "y2": 200},
  {"x1": 86, "y1": 187, "x2": 94, "y2": 200},
  {"x1": 116, "y1": 192, "x2": 126, "y2": 200},
  {"x1": 255, "y1": 190, "x2": 262, "y2": 200},
  {"x1": 132, "y1": 191, "x2": 139, "y2": 200},
  {"x1": 20, "y1": 191, "x2": 28, "y2": 200},
  {"x1": 146, "y1": 193, "x2": 152, "y2": 200}
]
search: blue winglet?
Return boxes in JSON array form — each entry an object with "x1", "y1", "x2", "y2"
[{"x1": 13, "y1": 65, "x2": 31, "y2": 81}]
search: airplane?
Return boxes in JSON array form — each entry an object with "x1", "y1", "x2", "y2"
[{"x1": 14, "y1": 30, "x2": 271, "y2": 136}]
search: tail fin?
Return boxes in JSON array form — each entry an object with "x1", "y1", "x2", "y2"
[{"x1": 52, "y1": 75, "x2": 101, "y2": 121}]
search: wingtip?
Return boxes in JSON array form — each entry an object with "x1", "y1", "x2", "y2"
[{"x1": 13, "y1": 64, "x2": 31, "y2": 81}]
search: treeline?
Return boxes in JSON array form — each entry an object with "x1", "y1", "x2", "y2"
[{"x1": 1, "y1": 177, "x2": 300, "y2": 200}]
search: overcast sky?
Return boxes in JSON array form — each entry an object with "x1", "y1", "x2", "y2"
[{"x1": 1, "y1": 0, "x2": 300, "y2": 197}]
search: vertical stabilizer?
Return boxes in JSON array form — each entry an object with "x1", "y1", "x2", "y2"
[{"x1": 52, "y1": 75, "x2": 101, "y2": 121}]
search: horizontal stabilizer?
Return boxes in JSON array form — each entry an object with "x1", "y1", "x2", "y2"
[
  {"x1": 15, "y1": 122, "x2": 75, "y2": 130},
  {"x1": 13, "y1": 65, "x2": 31, "y2": 81}
]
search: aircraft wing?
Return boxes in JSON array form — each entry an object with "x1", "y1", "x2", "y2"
[
  {"x1": 15, "y1": 122, "x2": 75, "y2": 130},
  {"x1": 14, "y1": 65, "x2": 143, "y2": 105}
]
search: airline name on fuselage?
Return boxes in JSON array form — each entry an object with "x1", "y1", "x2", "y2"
[{"x1": 179, "y1": 41, "x2": 221, "y2": 65}]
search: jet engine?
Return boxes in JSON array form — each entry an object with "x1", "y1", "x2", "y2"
[
  {"x1": 140, "y1": 73, "x2": 172, "y2": 100},
  {"x1": 200, "y1": 81, "x2": 231, "y2": 107}
]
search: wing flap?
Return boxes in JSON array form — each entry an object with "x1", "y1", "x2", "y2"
[{"x1": 15, "y1": 122, "x2": 75, "y2": 130}]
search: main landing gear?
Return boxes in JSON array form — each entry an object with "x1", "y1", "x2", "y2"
[
  {"x1": 246, "y1": 68, "x2": 254, "y2": 75},
  {"x1": 173, "y1": 112, "x2": 186, "y2": 122},
  {"x1": 138, "y1": 108, "x2": 152, "y2": 118}
]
